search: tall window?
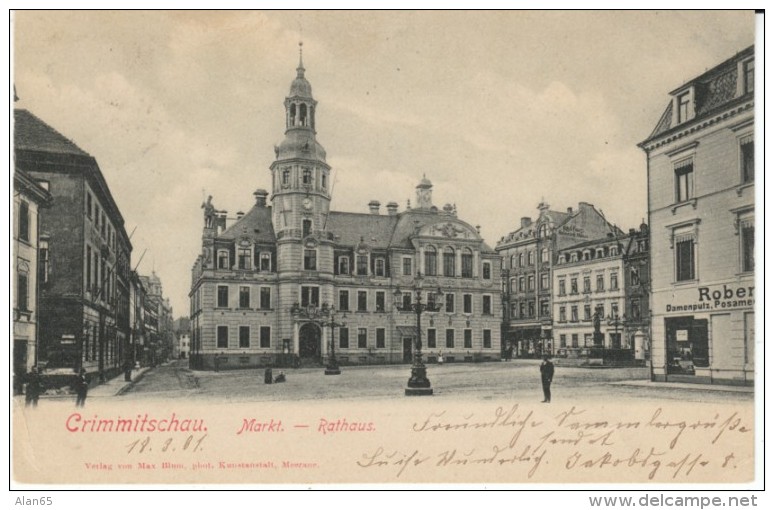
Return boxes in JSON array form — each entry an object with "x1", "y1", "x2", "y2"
[
  {"x1": 339, "y1": 328, "x2": 349, "y2": 349},
  {"x1": 376, "y1": 328, "x2": 385, "y2": 349},
  {"x1": 427, "y1": 329, "x2": 436, "y2": 349},
  {"x1": 16, "y1": 271, "x2": 28, "y2": 311},
  {"x1": 677, "y1": 92, "x2": 690, "y2": 122},
  {"x1": 86, "y1": 193, "x2": 93, "y2": 219},
  {"x1": 282, "y1": 169, "x2": 290, "y2": 186},
  {"x1": 238, "y1": 248, "x2": 251, "y2": 270},
  {"x1": 443, "y1": 247, "x2": 455, "y2": 277},
  {"x1": 571, "y1": 334, "x2": 579, "y2": 348},
  {"x1": 740, "y1": 136, "x2": 754, "y2": 183},
  {"x1": 18, "y1": 201, "x2": 29, "y2": 242},
  {"x1": 463, "y1": 294, "x2": 472, "y2": 314},
  {"x1": 528, "y1": 251, "x2": 535, "y2": 265},
  {"x1": 461, "y1": 249, "x2": 473, "y2": 278},
  {"x1": 571, "y1": 306, "x2": 578, "y2": 322},
  {"x1": 425, "y1": 246, "x2": 437, "y2": 276},
  {"x1": 218, "y1": 251, "x2": 229, "y2": 269},
  {"x1": 375, "y1": 291, "x2": 385, "y2": 312},
  {"x1": 540, "y1": 272, "x2": 549, "y2": 290},
  {"x1": 303, "y1": 219, "x2": 312, "y2": 238},
  {"x1": 302, "y1": 167, "x2": 312, "y2": 185},
  {"x1": 39, "y1": 241, "x2": 49, "y2": 284},
  {"x1": 445, "y1": 293, "x2": 455, "y2": 313},
  {"x1": 338, "y1": 256, "x2": 350, "y2": 275},
  {"x1": 675, "y1": 160, "x2": 694, "y2": 202},
  {"x1": 527, "y1": 275, "x2": 534, "y2": 291},
  {"x1": 519, "y1": 277, "x2": 525, "y2": 292},
  {"x1": 260, "y1": 287, "x2": 271, "y2": 309},
  {"x1": 301, "y1": 286, "x2": 319, "y2": 307},
  {"x1": 631, "y1": 299, "x2": 641, "y2": 320},
  {"x1": 464, "y1": 329, "x2": 472, "y2": 349},
  {"x1": 86, "y1": 246, "x2": 92, "y2": 290},
  {"x1": 584, "y1": 304, "x2": 591, "y2": 321},
  {"x1": 540, "y1": 300, "x2": 549, "y2": 317},
  {"x1": 519, "y1": 253, "x2": 525, "y2": 267},
  {"x1": 483, "y1": 330, "x2": 492, "y2": 349},
  {"x1": 239, "y1": 286, "x2": 250, "y2": 308},
  {"x1": 675, "y1": 235, "x2": 695, "y2": 281},
  {"x1": 321, "y1": 173, "x2": 327, "y2": 189},
  {"x1": 358, "y1": 328, "x2": 368, "y2": 348},
  {"x1": 482, "y1": 262, "x2": 491, "y2": 280},
  {"x1": 482, "y1": 295, "x2": 492, "y2": 315},
  {"x1": 358, "y1": 291, "x2": 368, "y2": 311},
  {"x1": 446, "y1": 329, "x2": 454, "y2": 348},
  {"x1": 357, "y1": 255, "x2": 368, "y2": 276},
  {"x1": 217, "y1": 286, "x2": 229, "y2": 308},
  {"x1": 239, "y1": 326, "x2": 250, "y2": 348},
  {"x1": 541, "y1": 249, "x2": 549, "y2": 263},
  {"x1": 610, "y1": 272, "x2": 619, "y2": 290},
  {"x1": 260, "y1": 253, "x2": 271, "y2": 271},
  {"x1": 583, "y1": 276, "x2": 591, "y2": 293},
  {"x1": 528, "y1": 301, "x2": 535, "y2": 318},
  {"x1": 304, "y1": 249, "x2": 317, "y2": 270},
  {"x1": 558, "y1": 279, "x2": 566, "y2": 296},
  {"x1": 741, "y1": 219, "x2": 754, "y2": 272},
  {"x1": 596, "y1": 274, "x2": 605, "y2": 291},
  {"x1": 560, "y1": 334, "x2": 567, "y2": 348},
  {"x1": 402, "y1": 293, "x2": 412, "y2": 310},
  {"x1": 339, "y1": 290, "x2": 350, "y2": 311},
  {"x1": 374, "y1": 257, "x2": 386, "y2": 277},
  {"x1": 743, "y1": 59, "x2": 754, "y2": 94},
  {"x1": 260, "y1": 326, "x2": 271, "y2": 348},
  {"x1": 217, "y1": 326, "x2": 228, "y2": 348},
  {"x1": 403, "y1": 257, "x2": 412, "y2": 276},
  {"x1": 559, "y1": 306, "x2": 566, "y2": 322}
]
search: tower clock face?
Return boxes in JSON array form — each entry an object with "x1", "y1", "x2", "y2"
[{"x1": 303, "y1": 198, "x2": 313, "y2": 210}]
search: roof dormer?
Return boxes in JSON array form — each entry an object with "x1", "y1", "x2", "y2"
[{"x1": 672, "y1": 85, "x2": 695, "y2": 125}]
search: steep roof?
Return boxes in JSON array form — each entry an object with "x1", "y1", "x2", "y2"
[
  {"x1": 14, "y1": 109, "x2": 91, "y2": 157},
  {"x1": 642, "y1": 45, "x2": 754, "y2": 144},
  {"x1": 326, "y1": 211, "x2": 399, "y2": 249},
  {"x1": 218, "y1": 204, "x2": 275, "y2": 243}
]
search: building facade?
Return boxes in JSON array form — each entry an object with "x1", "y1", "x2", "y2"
[
  {"x1": 496, "y1": 201, "x2": 620, "y2": 358},
  {"x1": 189, "y1": 55, "x2": 501, "y2": 369},
  {"x1": 13, "y1": 168, "x2": 52, "y2": 391},
  {"x1": 623, "y1": 224, "x2": 651, "y2": 364},
  {"x1": 14, "y1": 109, "x2": 132, "y2": 379},
  {"x1": 639, "y1": 46, "x2": 755, "y2": 385}
]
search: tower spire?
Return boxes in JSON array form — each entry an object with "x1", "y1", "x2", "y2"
[{"x1": 297, "y1": 41, "x2": 305, "y2": 78}]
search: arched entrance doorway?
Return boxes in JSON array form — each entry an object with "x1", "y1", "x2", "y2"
[{"x1": 299, "y1": 322, "x2": 322, "y2": 363}]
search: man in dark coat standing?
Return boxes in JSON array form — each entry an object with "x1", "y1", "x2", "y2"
[
  {"x1": 25, "y1": 366, "x2": 43, "y2": 407},
  {"x1": 540, "y1": 355, "x2": 554, "y2": 403},
  {"x1": 75, "y1": 368, "x2": 89, "y2": 407}
]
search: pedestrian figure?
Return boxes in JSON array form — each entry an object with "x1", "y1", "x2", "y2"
[
  {"x1": 540, "y1": 355, "x2": 554, "y2": 403},
  {"x1": 214, "y1": 355, "x2": 220, "y2": 372},
  {"x1": 264, "y1": 367, "x2": 273, "y2": 384},
  {"x1": 123, "y1": 360, "x2": 133, "y2": 382},
  {"x1": 274, "y1": 371, "x2": 286, "y2": 383},
  {"x1": 437, "y1": 351, "x2": 444, "y2": 365},
  {"x1": 75, "y1": 368, "x2": 90, "y2": 407},
  {"x1": 25, "y1": 366, "x2": 43, "y2": 407}
]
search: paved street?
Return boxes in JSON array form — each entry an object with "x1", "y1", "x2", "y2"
[{"x1": 116, "y1": 359, "x2": 753, "y2": 404}]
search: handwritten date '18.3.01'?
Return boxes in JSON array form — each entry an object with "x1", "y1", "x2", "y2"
[{"x1": 125, "y1": 434, "x2": 208, "y2": 455}]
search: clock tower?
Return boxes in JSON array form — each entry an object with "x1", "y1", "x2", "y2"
[{"x1": 270, "y1": 43, "x2": 332, "y2": 242}]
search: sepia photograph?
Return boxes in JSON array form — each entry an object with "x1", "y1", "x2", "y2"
[{"x1": 8, "y1": 8, "x2": 762, "y2": 496}]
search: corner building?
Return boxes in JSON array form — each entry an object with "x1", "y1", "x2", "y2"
[
  {"x1": 639, "y1": 46, "x2": 755, "y2": 385},
  {"x1": 189, "y1": 55, "x2": 501, "y2": 369}
]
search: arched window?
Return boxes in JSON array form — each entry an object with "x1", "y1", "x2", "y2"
[
  {"x1": 424, "y1": 246, "x2": 437, "y2": 276},
  {"x1": 519, "y1": 253, "x2": 525, "y2": 267},
  {"x1": 510, "y1": 254, "x2": 517, "y2": 269},
  {"x1": 461, "y1": 248, "x2": 473, "y2": 278},
  {"x1": 290, "y1": 104, "x2": 296, "y2": 126},
  {"x1": 443, "y1": 247, "x2": 456, "y2": 277},
  {"x1": 300, "y1": 104, "x2": 307, "y2": 126}
]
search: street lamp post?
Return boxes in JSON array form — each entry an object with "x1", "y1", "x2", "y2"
[
  {"x1": 393, "y1": 272, "x2": 444, "y2": 396},
  {"x1": 289, "y1": 302, "x2": 345, "y2": 375}
]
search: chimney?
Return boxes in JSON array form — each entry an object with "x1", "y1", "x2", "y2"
[
  {"x1": 520, "y1": 217, "x2": 531, "y2": 229},
  {"x1": 253, "y1": 189, "x2": 268, "y2": 207},
  {"x1": 567, "y1": 207, "x2": 573, "y2": 214},
  {"x1": 368, "y1": 200, "x2": 381, "y2": 215},
  {"x1": 386, "y1": 202, "x2": 399, "y2": 216}
]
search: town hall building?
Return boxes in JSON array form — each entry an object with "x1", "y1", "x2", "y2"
[{"x1": 189, "y1": 52, "x2": 501, "y2": 369}]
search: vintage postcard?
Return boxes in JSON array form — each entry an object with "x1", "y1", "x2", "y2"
[{"x1": 10, "y1": 10, "x2": 760, "y2": 488}]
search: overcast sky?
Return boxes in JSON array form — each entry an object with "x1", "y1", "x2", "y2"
[{"x1": 12, "y1": 10, "x2": 755, "y2": 316}]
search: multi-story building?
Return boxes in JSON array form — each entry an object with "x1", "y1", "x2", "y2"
[
  {"x1": 552, "y1": 233, "x2": 627, "y2": 357},
  {"x1": 189, "y1": 53, "x2": 501, "y2": 369},
  {"x1": 623, "y1": 223, "x2": 651, "y2": 363},
  {"x1": 496, "y1": 201, "x2": 619, "y2": 358},
  {"x1": 174, "y1": 317, "x2": 191, "y2": 359},
  {"x1": 13, "y1": 167, "x2": 52, "y2": 391},
  {"x1": 14, "y1": 109, "x2": 132, "y2": 379},
  {"x1": 639, "y1": 46, "x2": 755, "y2": 385},
  {"x1": 129, "y1": 270, "x2": 146, "y2": 367},
  {"x1": 139, "y1": 272, "x2": 174, "y2": 366}
]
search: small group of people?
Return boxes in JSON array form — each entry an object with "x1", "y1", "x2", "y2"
[
  {"x1": 263, "y1": 368, "x2": 286, "y2": 384},
  {"x1": 22, "y1": 366, "x2": 91, "y2": 408}
]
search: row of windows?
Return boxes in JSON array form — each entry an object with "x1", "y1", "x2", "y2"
[
  {"x1": 86, "y1": 244, "x2": 116, "y2": 304},
  {"x1": 508, "y1": 273, "x2": 550, "y2": 293},
  {"x1": 510, "y1": 300, "x2": 550, "y2": 319},
  {"x1": 557, "y1": 245, "x2": 619, "y2": 264},
  {"x1": 279, "y1": 165, "x2": 326, "y2": 189},
  {"x1": 216, "y1": 325, "x2": 272, "y2": 349},
  {"x1": 557, "y1": 303, "x2": 620, "y2": 323},
  {"x1": 505, "y1": 249, "x2": 549, "y2": 269},
  {"x1": 557, "y1": 273, "x2": 619, "y2": 296},
  {"x1": 217, "y1": 249, "x2": 273, "y2": 272},
  {"x1": 303, "y1": 250, "x2": 493, "y2": 280},
  {"x1": 217, "y1": 285, "x2": 272, "y2": 309},
  {"x1": 86, "y1": 191, "x2": 117, "y2": 252},
  {"x1": 672, "y1": 215, "x2": 753, "y2": 283},
  {"x1": 421, "y1": 329, "x2": 493, "y2": 350}
]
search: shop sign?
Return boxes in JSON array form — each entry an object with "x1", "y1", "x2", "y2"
[
  {"x1": 675, "y1": 330, "x2": 688, "y2": 342},
  {"x1": 665, "y1": 283, "x2": 754, "y2": 313}
]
